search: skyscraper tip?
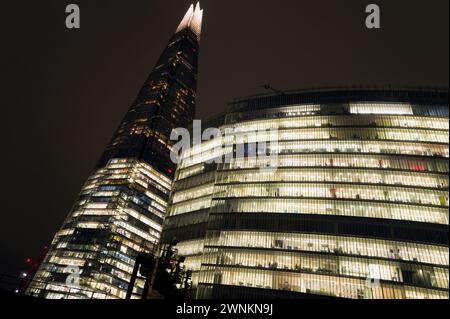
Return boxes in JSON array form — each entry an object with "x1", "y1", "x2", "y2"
[{"x1": 176, "y1": 2, "x2": 203, "y2": 40}]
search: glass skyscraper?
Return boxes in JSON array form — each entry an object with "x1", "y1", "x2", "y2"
[
  {"x1": 27, "y1": 3, "x2": 203, "y2": 299},
  {"x1": 162, "y1": 88, "x2": 449, "y2": 299}
]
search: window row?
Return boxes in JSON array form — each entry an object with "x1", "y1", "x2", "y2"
[
  {"x1": 201, "y1": 248, "x2": 448, "y2": 289},
  {"x1": 227, "y1": 114, "x2": 449, "y2": 133},
  {"x1": 232, "y1": 127, "x2": 448, "y2": 144},
  {"x1": 216, "y1": 169, "x2": 448, "y2": 189},
  {"x1": 210, "y1": 198, "x2": 449, "y2": 225},
  {"x1": 172, "y1": 183, "x2": 215, "y2": 204},
  {"x1": 213, "y1": 183, "x2": 449, "y2": 207},
  {"x1": 179, "y1": 140, "x2": 449, "y2": 170},
  {"x1": 220, "y1": 154, "x2": 449, "y2": 174},
  {"x1": 204, "y1": 231, "x2": 449, "y2": 266},
  {"x1": 169, "y1": 197, "x2": 213, "y2": 216},
  {"x1": 197, "y1": 267, "x2": 448, "y2": 299},
  {"x1": 226, "y1": 103, "x2": 448, "y2": 124},
  {"x1": 276, "y1": 140, "x2": 448, "y2": 158}
]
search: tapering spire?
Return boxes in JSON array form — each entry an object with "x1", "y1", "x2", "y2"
[{"x1": 176, "y1": 2, "x2": 204, "y2": 40}]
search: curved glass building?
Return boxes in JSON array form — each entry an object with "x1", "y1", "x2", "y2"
[{"x1": 162, "y1": 88, "x2": 449, "y2": 299}]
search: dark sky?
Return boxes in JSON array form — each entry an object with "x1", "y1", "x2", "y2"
[{"x1": 0, "y1": 0, "x2": 448, "y2": 276}]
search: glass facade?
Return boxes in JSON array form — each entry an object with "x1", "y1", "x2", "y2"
[
  {"x1": 27, "y1": 3, "x2": 203, "y2": 299},
  {"x1": 162, "y1": 88, "x2": 449, "y2": 299}
]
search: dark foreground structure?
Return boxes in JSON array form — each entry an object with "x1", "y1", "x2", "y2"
[{"x1": 162, "y1": 88, "x2": 449, "y2": 299}]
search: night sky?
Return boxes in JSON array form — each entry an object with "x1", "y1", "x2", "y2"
[{"x1": 0, "y1": 0, "x2": 448, "y2": 277}]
